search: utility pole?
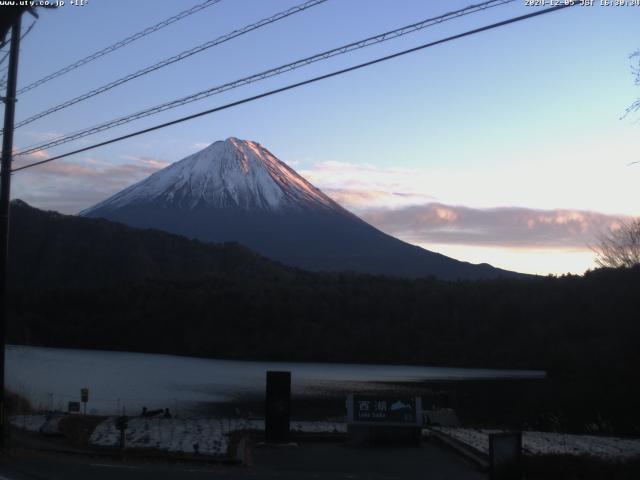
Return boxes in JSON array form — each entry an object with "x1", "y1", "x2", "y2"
[{"x1": 0, "y1": 12, "x2": 22, "y2": 453}]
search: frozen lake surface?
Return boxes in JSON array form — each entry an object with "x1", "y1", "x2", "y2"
[{"x1": 7, "y1": 345, "x2": 544, "y2": 416}]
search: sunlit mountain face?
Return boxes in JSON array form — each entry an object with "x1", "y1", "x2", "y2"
[{"x1": 82, "y1": 138, "x2": 520, "y2": 280}]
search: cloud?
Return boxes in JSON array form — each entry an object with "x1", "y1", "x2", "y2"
[
  {"x1": 301, "y1": 161, "x2": 435, "y2": 209},
  {"x1": 27, "y1": 150, "x2": 50, "y2": 160},
  {"x1": 21, "y1": 131, "x2": 65, "y2": 142},
  {"x1": 11, "y1": 147, "x2": 51, "y2": 162},
  {"x1": 10, "y1": 152, "x2": 632, "y2": 256},
  {"x1": 12, "y1": 156, "x2": 169, "y2": 214},
  {"x1": 298, "y1": 160, "x2": 636, "y2": 252},
  {"x1": 119, "y1": 155, "x2": 170, "y2": 170},
  {"x1": 300, "y1": 161, "x2": 420, "y2": 189},
  {"x1": 300, "y1": 157, "x2": 640, "y2": 218},
  {"x1": 323, "y1": 187, "x2": 435, "y2": 210},
  {"x1": 360, "y1": 203, "x2": 631, "y2": 249}
]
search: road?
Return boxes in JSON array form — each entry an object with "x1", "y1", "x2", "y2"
[{"x1": 0, "y1": 441, "x2": 487, "y2": 480}]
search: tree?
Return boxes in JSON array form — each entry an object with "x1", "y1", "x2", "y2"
[
  {"x1": 625, "y1": 50, "x2": 640, "y2": 117},
  {"x1": 593, "y1": 219, "x2": 640, "y2": 268}
]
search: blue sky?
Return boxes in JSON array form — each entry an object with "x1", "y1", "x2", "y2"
[{"x1": 5, "y1": 0, "x2": 640, "y2": 274}]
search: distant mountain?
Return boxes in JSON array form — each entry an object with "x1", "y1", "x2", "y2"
[
  {"x1": 9, "y1": 200, "x2": 286, "y2": 289},
  {"x1": 81, "y1": 138, "x2": 519, "y2": 280}
]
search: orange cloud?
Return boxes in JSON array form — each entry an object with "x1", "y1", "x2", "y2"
[
  {"x1": 360, "y1": 203, "x2": 633, "y2": 249},
  {"x1": 12, "y1": 155, "x2": 170, "y2": 214}
]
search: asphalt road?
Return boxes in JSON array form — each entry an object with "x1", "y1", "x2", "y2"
[{"x1": 0, "y1": 441, "x2": 487, "y2": 480}]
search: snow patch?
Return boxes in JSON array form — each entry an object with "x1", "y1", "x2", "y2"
[
  {"x1": 10, "y1": 414, "x2": 49, "y2": 433},
  {"x1": 430, "y1": 427, "x2": 640, "y2": 461},
  {"x1": 88, "y1": 417, "x2": 345, "y2": 456}
]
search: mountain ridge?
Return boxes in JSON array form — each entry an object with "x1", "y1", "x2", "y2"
[{"x1": 9, "y1": 199, "x2": 288, "y2": 290}]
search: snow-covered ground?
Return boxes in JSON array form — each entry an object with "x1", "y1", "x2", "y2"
[
  {"x1": 431, "y1": 427, "x2": 640, "y2": 461},
  {"x1": 91, "y1": 417, "x2": 239, "y2": 456},
  {"x1": 6, "y1": 345, "x2": 544, "y2": 416},
  {"x1": 14, "y1": 414, "x2": 639, "y2": 460},
  {"x1": 11, "y1": 414, "x2": 346, "y2": 457},
  {"x1": 91, "y1": 418, "x2": 346, "y2": 456},
  {"x1": 9, "y1": 414, "x2": 51, "y2": 433}
]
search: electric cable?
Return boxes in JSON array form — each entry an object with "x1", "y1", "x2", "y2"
[
  {"x1": 9, "y1": 0, "x2": 328, "y2": 131},
  {"x1": 16, "y1": 0, "x2": 224, "y2": 95},
  {"x1": 15, "y1": 0, "x2": 516, "y2": 156},
  {"x1": 12, "y1": 3, "x2": 577, "y2": 174}
]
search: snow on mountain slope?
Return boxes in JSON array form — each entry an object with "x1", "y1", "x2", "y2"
[{"x1": 81, "y1": 138, "x2": 343, "y2": 215}]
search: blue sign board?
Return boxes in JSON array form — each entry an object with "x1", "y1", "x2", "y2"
[{"x1": 347, "y1": 395, "x2": 423, "y2": 426}]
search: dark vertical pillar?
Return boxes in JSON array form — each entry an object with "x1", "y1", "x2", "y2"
[
  {"x1": 0, "y1": 12, "x2": 22, "y2": 453},
  {"x1": 265, "y1": 370, "x2": 291, "y2": 444},
  {"x1": 489, "y1": 431, "x2": 523, "y2": 480}
]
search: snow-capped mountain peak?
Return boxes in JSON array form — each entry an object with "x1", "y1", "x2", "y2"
[
  {"x1": 81, "y1": 137, "x2": 516, "y2": 280},
  {"x1": 82, "y1": 138, "x2": 342, "y2": 214}
]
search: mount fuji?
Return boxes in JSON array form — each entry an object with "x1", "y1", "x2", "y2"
[{"x1": 81, "y1": 138, "x2": 516, "y2": 280}]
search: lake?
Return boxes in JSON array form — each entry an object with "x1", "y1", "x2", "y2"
[{"x1": 7, "y1": 345, "x2": 545, "y2": 416}]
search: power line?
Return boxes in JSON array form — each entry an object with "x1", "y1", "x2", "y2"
[
  {"x1": 0, "y1": 21, "x2": 35, "y2": 87},
  {"x1": 15, "y1": 0, "x2": 224, "y2": 96},
  {"x1": 14, "y1": 0, "x2": 513, "y2": 153},
  {"x1": 0, "y1": 35, "x2": 9, "y2": 54},
  {"x1": 0, "y1": 19, "x2": 36, "y2": 72},
  {"x1": 0, "y1": 47, "x2": 10, "y2": 70},
  {"x1": 19, "y1": 19, "x2": 37, "y2": 42},
  {"x1": 12, "y1": 3, "x2": 577, "y2": 174},
  {"x1": 9, "y1": 0, "x2": 328, "y2": 132},
  {"x1": 15, "y1": 0, "x2": 516, "y2": 157}
]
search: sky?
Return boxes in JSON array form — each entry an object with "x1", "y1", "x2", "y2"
[{"x1": 3, "y1": 0, "x2": 639, "y2": 275}]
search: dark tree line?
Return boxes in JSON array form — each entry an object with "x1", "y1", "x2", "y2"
[{"x1": 8, "y1": 267, "x2": 639, "y2": 370}]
